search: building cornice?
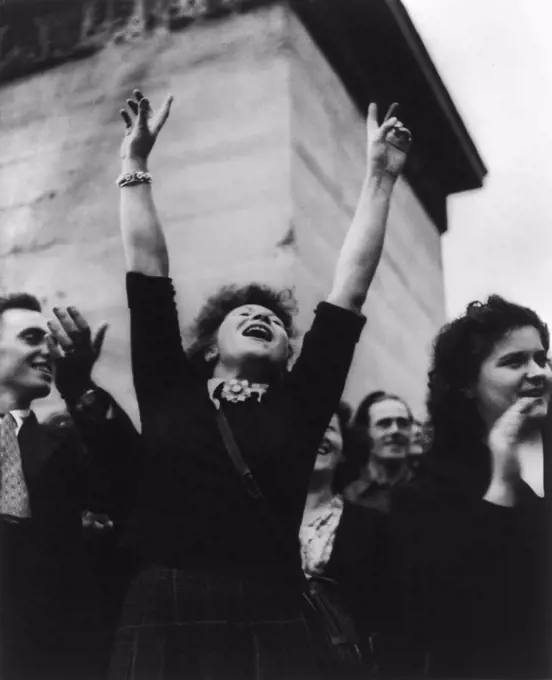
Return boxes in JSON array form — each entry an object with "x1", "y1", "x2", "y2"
[{"x1": 292, "y1": 0, "x2": 487, "y2": 232}]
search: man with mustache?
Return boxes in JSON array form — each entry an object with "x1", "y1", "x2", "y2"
[{"x1": 344, "y1": 391, "x2": 414, "y2": 513}]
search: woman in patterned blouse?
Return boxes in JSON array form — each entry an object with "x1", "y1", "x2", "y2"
[{"x1": 301, "y1": 403, "x2": 394, "y2": 675}]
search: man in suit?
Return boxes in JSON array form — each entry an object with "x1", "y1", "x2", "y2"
[{"x1": 0, "y1": 293, "x2": 139, "y2": 680}]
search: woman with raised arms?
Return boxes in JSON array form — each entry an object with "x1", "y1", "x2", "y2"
[{"x1": 109, "y1": 89, "x2": 411, "y2": 679}]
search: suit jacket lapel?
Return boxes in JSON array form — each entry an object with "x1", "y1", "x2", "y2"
[{"x1": 19, "y1": 414, "x2": 59, "y2": 491}]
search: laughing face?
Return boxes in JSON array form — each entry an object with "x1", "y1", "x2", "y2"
[
  {"x1": 474, "y1": 325, "x2": 552, "y2": 427},
  {"x1": 209, "y1": 304, "x2": 290, "y2": 378},
  {"x1": 0, "y1": 308, "x2": 54, "y2": 408},
  {"x1": 314, "y1": 413, "x2": 344, "y2": 472}
]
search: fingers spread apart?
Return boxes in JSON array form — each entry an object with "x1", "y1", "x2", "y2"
[
  {"x1": 367, "y1": 101, "x2": 412, "y2": 150},
  {"x1": 48, "y1": 306, "x2": 90, "y2": 353},
  {"x1": 384, "y1": 102, "x2": 399, "y2": 122},
  {"x1": 47, "y1": 320, "x2": 71, "y2": 352},
  {"x1": 92, "y1": 322, "x2": 109, "y2": 356},
  {"x1": 120, "y1": 108, "x2": 132, "y2": 132},
  {"x1": 120, "y1": 90, "x2": 173, "y2": 135},
  {"x1": 152, "y1": 94, "x2": 174, "y2": 137},
  {"x1": 126, "y1": 99, "x2": 139, "y2": 115},
  {"x1": 46, "y1": 334, "x2": 63, "y2": 361}
]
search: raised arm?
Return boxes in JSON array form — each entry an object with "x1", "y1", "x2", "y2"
[
  {"x1": 327, "y1": 103, "x2": 411, "y2": 313},
  {"x1": 119, "y1": 89, "x2": 173, "y2": 276},
  {"x1": 47, "y1": 308, "x2": 143, "y2": 520},
  {"x1": 119, "y1": 91, "x2": 195, "y2": 400}
]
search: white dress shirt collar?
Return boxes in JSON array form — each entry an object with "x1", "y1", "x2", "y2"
[{"x1": 9, "y1": 409, "x2": 32, "y2": 436}]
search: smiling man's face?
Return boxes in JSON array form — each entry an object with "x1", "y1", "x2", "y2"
[
  {"x1": 0, "y1": 308, "x2": 54, "y2": 408},
  {"x1": 368, "y1": 398, "x2": 412, "y2": 461}
]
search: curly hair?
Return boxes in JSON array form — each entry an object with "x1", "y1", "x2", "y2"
[
  {"x1": 187, "y1": 283, "x2": 298, "y2": 378},
  {"x1": 426, "y1": 294, "x2": 549, "y2": 494}
]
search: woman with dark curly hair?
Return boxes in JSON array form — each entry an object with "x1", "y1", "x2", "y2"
[
  {"x1": 389, "y1": 295, "x2": 552, "y2": 679},
  {"x1": 108, "y1": 88, "x2": 411, "y2": 680}
]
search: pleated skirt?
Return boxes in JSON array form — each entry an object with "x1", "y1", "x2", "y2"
[{"x1": 108, "y1": 564, "x2": 331, "y2": 680}]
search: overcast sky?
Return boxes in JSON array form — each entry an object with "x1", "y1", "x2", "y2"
[{"x1": 401, "y1": 0, "x2": 552, "y2": 324}]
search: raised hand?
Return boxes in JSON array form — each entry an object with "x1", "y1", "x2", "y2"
[
  {"x1": 120, "y1": 89, "x2": 173, "y2": 163},
  {"x1": 366, "y1": 102, "x2": 411, "y2": 181},
  {"x1": 47, "y1": 307, "x2": 109, "y2": 402},
  {"x1": 484, "y1": 396, "x2": 539, "y2": 504}
]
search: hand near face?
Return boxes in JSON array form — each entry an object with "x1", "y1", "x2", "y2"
[
  {"x1": 120, "y1": 89, "x2": 173, "y2": 163},
  {"x1": 47, "y1": 307, "x2": 108, "y2": 402},
  {"x1": 366, "y1": 102, "x2": 411, "y2": 181},
  {"x1": 486, "y1": 396, "x2": 540, "y2": 483}
]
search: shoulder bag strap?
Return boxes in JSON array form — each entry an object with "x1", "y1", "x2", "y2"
[
  {"x1": 214, "y1": 406, "x2": 362, "y2": 657},
  {"x1": 214, "y1": 406, "x2": 298, "y2": 558}
]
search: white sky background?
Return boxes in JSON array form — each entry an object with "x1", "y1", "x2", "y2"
[{"x1": 402, "y1": 0, "x2": 552, "y2": 325}]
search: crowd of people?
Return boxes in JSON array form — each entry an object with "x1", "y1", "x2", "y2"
[{"x1": 0, "y1": 88, "x2": 550, "y2": 680}]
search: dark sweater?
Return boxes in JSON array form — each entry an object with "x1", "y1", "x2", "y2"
[
  {"x1": 323, "y1": 501, "x2": 394, "y2": 646},
  {"x1": 390, "y1": 476, "x2": 549, "y2": 678},
  {"x1": 125, "y1": 273, "x2": 365, "y2": 572}
]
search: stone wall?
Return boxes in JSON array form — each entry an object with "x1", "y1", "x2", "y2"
[
  {"x1": 288, "y1": 11, "x2": 445, "y2": 411},
  {"x1": 0, "y1": 3, "x2": 445, "y2": 422}
]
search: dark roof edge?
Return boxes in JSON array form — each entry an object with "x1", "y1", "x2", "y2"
[
  {"x1": 385, "y1": 0, "x2": 487, "y2": 186},
  {"x1": 291, "y1": 0, "x2": 487, "y2": 207}
]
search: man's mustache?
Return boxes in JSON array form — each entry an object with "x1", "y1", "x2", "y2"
[{"x1": 383, "y1": 434, "x2": 409, "y2": 446}]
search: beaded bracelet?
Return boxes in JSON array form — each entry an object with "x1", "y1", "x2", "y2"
[{"x1": 116, "y1": 171, "x2": 153, "y2": 188}]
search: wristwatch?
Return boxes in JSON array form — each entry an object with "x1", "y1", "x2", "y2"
[{"x1": 74, "y1": 385, "x2": 113, "y2": 419}]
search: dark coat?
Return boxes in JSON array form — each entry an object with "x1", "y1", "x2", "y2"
[
  {"x1": 322, "y1": 501, "x2": 394, "y2": 647},
  {"x1": 0, "y1": 394, "x2": 141, "y2": 680},
  {"x1": 381, "y1": 411, "x2": 552, "y2": 679}
]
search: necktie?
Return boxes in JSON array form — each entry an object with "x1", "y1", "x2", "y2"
[{"x1": 0, "y1": 413, "x2": 31, "y2": 519}]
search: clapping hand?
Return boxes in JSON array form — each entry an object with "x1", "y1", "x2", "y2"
[
  {"x1": 485, "y1": 396, "x2": 540, "y2": 504},
  {"x1": 487, "y1": 397, "x2": 539, "y2": 463},
  {"x1": 47, "y1": 307, "x2": 108, "y2": 403},
  {"x1": 366, "y1": 102, "x2": 411, "y2": 181},
  {"x1": 120, "y1": 89, "x2": 173, "y2": 164}
]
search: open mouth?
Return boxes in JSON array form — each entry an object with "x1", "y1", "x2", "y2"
[
  {"x1": 521, "y1": 387, "x2": 547, "y2": 398},
  {"x1": 31, "y1": 362, "x2": 53, "y2": 379},
  {"x1": 242, "y1": 323, "x2": 273, "y2": 342},
  {"x1": 317, "y1": 440, "x2": 333, "y2": 456}
]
